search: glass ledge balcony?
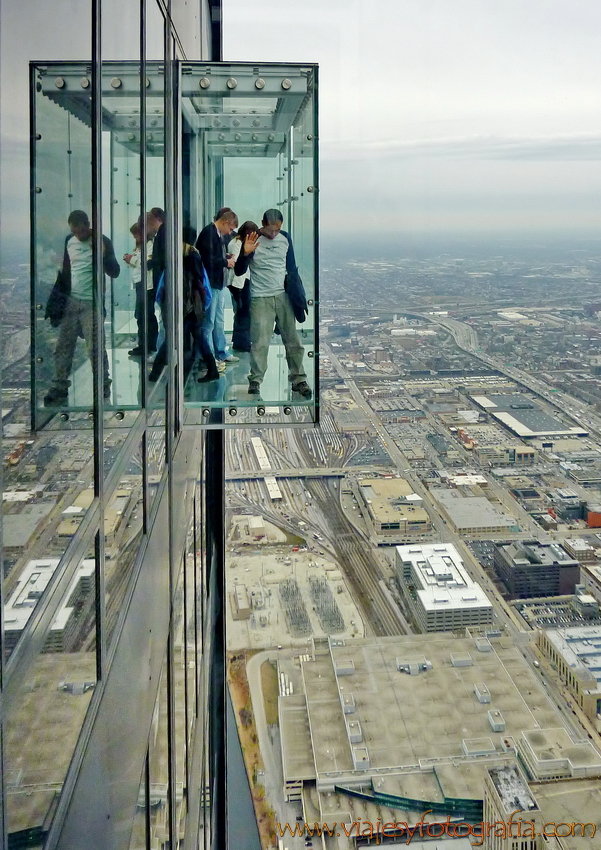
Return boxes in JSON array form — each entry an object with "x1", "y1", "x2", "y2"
[{"x1": 31, "y1": 61, "x2": 318, "y2": 429}]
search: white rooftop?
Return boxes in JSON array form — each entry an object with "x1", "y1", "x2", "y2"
[
  {"x1": 396, "y1": 543, "x2": 492, "y2": 613},
  {"x1": 544, "y1": 625, "x2": 601, "y2": 693},
  {"x1": 4, "y1": 558, "x2": 95, "y2": 634}
]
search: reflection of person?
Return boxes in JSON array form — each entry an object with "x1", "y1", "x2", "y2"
[
  {"x1": 124, "y1": 222, "x2": 154, "y2": 357},
  {"x1": 226, "y1": 220, "x2": 258, "y2": 353},
  {"x1": 44, "y1": 210, "x2": 120, "y2": 406},
  {"x1": 144, "y1": 207, "x2": 165, "y2": 351},
  {"x1": 196, "y1": 209, "x2": 238, "y2": 365},
  {"x1": 149, "y1": 241, "x2": 220, "y2": 383},
  {"x1": 234, "y1": 209, "x2": 310, "y2": 397}
]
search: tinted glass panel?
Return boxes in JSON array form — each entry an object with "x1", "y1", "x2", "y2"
[{"x1": 4, "y1": 552, "x2": 97, "y2": 846}]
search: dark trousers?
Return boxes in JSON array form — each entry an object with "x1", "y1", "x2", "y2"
[
  {"x1": 134, "y1": 281, "x2": 158, "y2": 352},
  {"x1": 150, "y1": 311, "x2": 217, "y2": 381},
  {"x1": 229, "y1": 281, "x2": 251, "y2": 352}
]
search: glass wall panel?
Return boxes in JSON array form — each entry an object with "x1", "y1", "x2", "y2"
[
  {"x1": 3, "y1": 422, "x2": 95, "y2": 659},
  {"x1": 128, "y1": 755, "x2": 148, "y2": 850},
  {"x1": 105, "y1": 440, "x2": 144, "y2": 646},
  {"x1": 181, "y1": 63, "x2": 318, "y2": 423},
  {"x1": 31, "y1": 64, "x2": 93, "y2": 424},
  {"x1": 98, "y1": 0, "x2": 144, "y2": 424},
  {"x1": 185, "y1": 514, "x2": 199, "y2": 744},
  {"x1": 31, "y1": 61, "x2": 157, "y2": 422},
  {"x1": 143, "y1": 2, "x2": 168, "y2": 396},
  {"x1": 4, "y1": 552, "x2": 97, "y2": 847},
  {"x1": 146, "y1": 410, "x2": 166, "y2": 513},
  {"x1": 173, "y1": 559, "x2": 188, "y2": 842},
  {"x1": 148, "y1": 653, "x2": 170, "y2": 850}
]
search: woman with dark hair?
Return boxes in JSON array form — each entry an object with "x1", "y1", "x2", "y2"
[{"x1": 227, "y1": 220, "x2": 259, "y2": 353}]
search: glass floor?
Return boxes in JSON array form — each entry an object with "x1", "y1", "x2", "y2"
[{"x1": 58, "y1": 308, "x2": 315, "y2": 412}]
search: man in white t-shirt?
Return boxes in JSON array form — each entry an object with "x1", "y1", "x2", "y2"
[{"x1": 44, "y1": 210, "x2": 120, "y2": 406}]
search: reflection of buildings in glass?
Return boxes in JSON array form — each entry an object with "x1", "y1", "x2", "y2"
[
  {"x1": 2, "y1": 0, "x2": 318, "y2": 841},
  {"x1": 4, "y1": 558, "x2": 95, "y2": 653}
]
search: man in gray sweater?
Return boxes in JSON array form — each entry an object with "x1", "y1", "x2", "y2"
[{"x1": 235, "y1": 209, "x2": 311, "y2": 398}]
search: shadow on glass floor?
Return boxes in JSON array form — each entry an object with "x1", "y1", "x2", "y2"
[
  {"x1": 46, "y1": 331, "x2": 314, "y2": 415},
  {"x1": 184, "y1": 333, "x2": 314, "y2": 408}
]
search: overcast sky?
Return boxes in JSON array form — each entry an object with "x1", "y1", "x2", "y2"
[
  {"x1": 224, "y1": 0, "x2": 601, "y2": 237},
  {"x1": 2, "y1": 0, "x2": 601, "y2": 254}
]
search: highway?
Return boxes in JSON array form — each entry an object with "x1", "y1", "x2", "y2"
[{"x1": 428, "y1": 313, "x2": 601, "y2": 439}]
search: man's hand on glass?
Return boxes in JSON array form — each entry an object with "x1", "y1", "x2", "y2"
[{"x1": 243, "y1": 232, "x2": 260, "y2": 255}]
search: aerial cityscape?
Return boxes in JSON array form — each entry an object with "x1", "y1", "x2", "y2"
[
  {"x1": 5, "y1": 0, "x2": 601, "y2": 848},
  {"x1": 5, "y1": 234, "x2": 601, "y2": 846}
]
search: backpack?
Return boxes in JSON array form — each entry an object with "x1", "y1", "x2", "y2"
[{"x1": 182, "y1": 244, "x2": 208, "y2": 321}]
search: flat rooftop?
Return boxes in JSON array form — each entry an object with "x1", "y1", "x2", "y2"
[
  {"x1": 282, "y1": 634, "x2": 578, "y2": 788},
  {"x1": 396, "y1": 543, "x2": 491, "y2": 613},
  {"x1": 430, "y1": 488, "x2": 518, "y2": 531},
  {"x1": 470, "y1": 393, "x2": 587, "y2": 439},
  {"x1": 4, "y1": 559, "x2": 95, "y2": 633},
  {"x1": 359, "y1": 478, "x2": 429, "y2": 525},
  {"x1": 533, "y1": 779, "x2": 601, "y2": 849},
  {"x1": 489, "y1": 764, "x2": 539, "y2": 814},
  {"x1": 544, "y1": 626, "x2": 601, "y2": 693}
]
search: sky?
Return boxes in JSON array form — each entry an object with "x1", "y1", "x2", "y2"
[
  {"x1": 2, "y1": 0, "x2": 601, "y2": 257},
  {"x1": 224, "y1": 0, "x2": 601, "y2": 237}
]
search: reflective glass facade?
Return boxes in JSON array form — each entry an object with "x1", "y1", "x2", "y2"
[
  {"x1": 31, "y1": 60, "x2": 318, "y2": 427},
  {"x1": 1, "y1": 0, "x2": 317, "y2": 847}
]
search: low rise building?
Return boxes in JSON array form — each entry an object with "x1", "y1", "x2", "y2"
[
  {"x1": 230, "y1": 584, "x2": 251, "y2": 621},
  {"x1": 538, "y1": 625, "x2": 601, "y2": 731},
  {"x1": 580, "y1": 562, "x2": 601, "y2": 604},
  {"x1": 430, "y1": 487, "x2": 519, "y2": 535},
  {"x1": 4, "y1": 559, "x2": 95, "y2": 653},
  {"x1": 493, "y1": 541, "x2": 580, "y2": 599},
  {"x1": 483, "y1": 765, "x2": 543, "y2": 850},
  {"x1": 357, "y1": 478, "x2": 431, "y2": 537},
  {"x1": 277, "y1": 633, "x2": 601, "y2": 845},
  {"x1": 553, "y1": 488, "x2": 586, "y2": 522},
  {"x1": 395, "y1": 543, "x2": 492, "y2": 632}
]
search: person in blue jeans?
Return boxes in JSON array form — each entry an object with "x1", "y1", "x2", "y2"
[{"x1": 195, "y1": 209, "x2": 238, "y2": 365}]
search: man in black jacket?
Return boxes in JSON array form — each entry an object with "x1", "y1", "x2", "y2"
[
  {"x1": 44, "y1": 210, "x2": 120, "y2": 406},
  {"x1": 195, "y1": 209, "x2": 238, "y2": 364}
]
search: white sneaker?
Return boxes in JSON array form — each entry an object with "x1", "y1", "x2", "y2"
[
  {"x1": 223, "y1": 354, "x2": 240, "y2": 362},
  {"x1": 217, "y1": 360, "x2": 227, "y2": 372}
]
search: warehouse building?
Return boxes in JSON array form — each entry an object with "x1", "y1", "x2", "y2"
[
  {"x1": 277, "y1": 634, "x2": 601, "y2": 846},
  {"x1": 357, "y1": 478, "x2": 431, "y2": 538},
  {"x1": 430, "y1": 487, "x2": 519, "y2": 535}
]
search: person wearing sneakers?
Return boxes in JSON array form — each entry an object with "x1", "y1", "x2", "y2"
[
  {"x1": 43, "y1": 210, "x2": 120, "y2": 406},
  {"x1": 234, "y1": 208, "x2": 310, "y2": 398},
  {"x1": 196, "y1": 208, "x2": 239, "y2": 368}
]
